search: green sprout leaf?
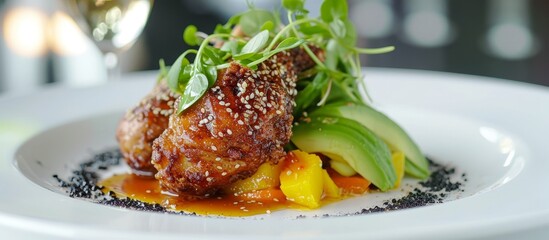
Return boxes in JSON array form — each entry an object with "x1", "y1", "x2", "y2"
[
  {"x1": 183, "y1": 25, "x2": 199, "y2": 46},
  {"x1": 214, "y1": 24, "x2": 231, "y2": 35},
  {"x1": 167, "y1": 53, "x2": 190, "y2": 93},
  {"x1": 260, "y1": 20, "x2": 275, "y2": 32},
  {"x1": 220, "y1": 40, "x2": 239, "y2": 55},
  {"x1": 282, "y1": 0, "x2": 305, "y2": 11},
  {"x1": 320, "y1": 0, "x2": 348, "y2": 22},
  {"x1": 177, "y1": 73, "x2": 208, "y2": 114},
  {"x1": 202, "y1": 46, "x2": 224, "y2": 65},
  {"x1": 329, "y1": 19, "x2": 346, "y2": 39},
  {"x1": 239, "y1": 9, "x2": 276, "y2": 36},
  {"x1": 246, "y1": 37, "x2": 305, "y2": 67},
  {"x1": 240, "y1": 30, "x2": 270, "y2": 54},
  {"x1": 276, "y1": 37, "x2": 304, "y2": 49},
  {"x1": 204, "y1": 65, "x2": 218, "y2": 87}
]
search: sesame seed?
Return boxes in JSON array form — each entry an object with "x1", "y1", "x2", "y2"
[
  {"x1": 206, "y1": 177, "x2": 213, "y2": 182},
  {"x1": 218, "y1": 132, "x2": 224, "y2": 137},
  {"x1": 227, "y1": 129, "x2": 232, "y2": 135},
  {"x1": 235, "y1": 164, "x2": 240, "y2": 169},
  {"x1": 215, "y1": 157, "x2": 221, "y2": 162},
  {"x1": 286, "y1": 170, "x2": 292, "y2": 176},
  {"x1": 248, "y1": 131, "x2": 253, "y2": 135},
  {"x1": 276, "y1": 110, "x2": 282, "y2": 114},
  {"x1": 273, "y1": 198, "x2": 279, "y2": 202},
  {"x1": 200, "y1": 108, "x2": 205, "y2": 113},
  {"x1": 211, "y1": 146, "x2": 217, "y2": 151},
  {"x1": 205, "y1": 171, "x2": 210, "y2": 177},
  {"x1": 237, "y1": 120, "x2": 244, "y2": 125},
  {"x1": 222, "y1": 172, "x2": 227, "y2": 176},
  {"x1": 266, "y1": 210, "x2": 271, "y2": 214},
  {"x1": 226, "y1": 108, "x2": 232, "y2": 113},
  {"x1": 216, "y1": 166, "x2": 223, "y2": 170},
  {"x1": 219, "y1": 101, "x2": 225, "y2": 106}
]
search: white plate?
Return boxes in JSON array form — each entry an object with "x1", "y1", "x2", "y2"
[{"x1": 1, "y1": 68, "x2": 549, "y2": 239}]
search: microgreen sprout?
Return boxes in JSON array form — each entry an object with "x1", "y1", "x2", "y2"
[{"x1": 165, "y1": 0, "x2": 394, "y2": 114}]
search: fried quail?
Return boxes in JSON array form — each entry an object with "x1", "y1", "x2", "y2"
[
  {"x1": 116, "y1": 81, "x2": 177, "y2": 175},
  {"x1": 151, "y1": 48, "x2": 321, "y2": 196}
]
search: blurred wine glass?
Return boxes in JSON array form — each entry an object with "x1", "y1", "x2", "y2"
[{"x1": 64, "y1": 0, "x2": 154, "y2": 80}]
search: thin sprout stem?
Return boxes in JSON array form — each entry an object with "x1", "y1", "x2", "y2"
[
  {"x1": 354, "y1": 52, "x2": 372, "y2": 103},
  {"x1": 317, "y1": 79, "x2": 333, "y2": 106},
  {"x1": 303, "y1": 45, "x2": 326, "y2": 69},
  {"x1": 195, "y1": 33, "x2": 231, "y2": 70},
  {"x1": 355, "y1": 46, "x2": 395, "y2": 54},
  {"x1": 196, "y1": 32, "x2": 210, "y2": 40},
  {"x1": 287, "y1": 11, "x2": 301, "y2": 37},
  {"x1": 266, "y1": 18, "x2": 329, "y2": 52}
]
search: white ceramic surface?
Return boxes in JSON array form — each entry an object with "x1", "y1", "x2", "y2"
[{"x1": 1, "y1": 68, "x2": 548, "y2": 239}]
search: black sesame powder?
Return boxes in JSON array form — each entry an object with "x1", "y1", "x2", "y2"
[
  {"x1": 53, "y1": 149, "x2": 122, "y2": 198},
  {"x1": 52, "y1": 149, "x2": 191, "y2": 214},
  {"x1": 348, "y1": 158, "x2": 466, "y2": 216},
  {"x1": 54, "y1": 149, "x2": 466, "y2": 217}
]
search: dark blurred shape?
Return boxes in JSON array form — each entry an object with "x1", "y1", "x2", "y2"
[{"x1": 143, "y1": 1, "x2": 223, "y2": 69}]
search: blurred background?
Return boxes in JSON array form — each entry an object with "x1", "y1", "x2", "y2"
[{"x1": 0, "y1": 0, "x2": 547, "y2": 95}]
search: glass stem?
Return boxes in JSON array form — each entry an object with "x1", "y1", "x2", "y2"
[{"x1": 104, "y1": 52, "x2": 121, "y2": 81}]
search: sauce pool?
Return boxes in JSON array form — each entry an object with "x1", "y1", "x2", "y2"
[{"x1": 99, "y1": 173, "x2": 343, "y2": 217}]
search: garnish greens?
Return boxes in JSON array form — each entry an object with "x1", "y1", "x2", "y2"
[
  {"x1": 165, "y1": 0, "x2": 393, "y2": 115},
  {"x1": 163, "y1": 0, "x2": 431, "y2": 189}
]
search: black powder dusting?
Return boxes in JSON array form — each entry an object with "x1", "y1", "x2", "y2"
[
  {"x1": 353, "y1": 158, "x2": 466, "y2": 216},
  {"x1": 53, "y1": 149, "x2": 466, "y2": 217},
  {"x1": 53, "y1": 149, "x2": 122, "y2": 198}
]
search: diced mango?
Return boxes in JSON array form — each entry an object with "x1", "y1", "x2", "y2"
[
  {"x1": 391, "y1": 151, "x2": 405, "y2": 188},
  {"x1": 322, "y1": 170, "x2": 340, "y2": 198},
  {"x1": 226, "y1": 160, "x2": 284, "y2": 194},
  {"x1": 279, "y1": 150, "x2": 324, "y2": 209}
]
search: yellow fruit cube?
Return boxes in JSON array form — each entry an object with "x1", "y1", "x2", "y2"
[
  {"x1": 226, "y1": 160, "x2": 283, "y2": 194},
  {"x1": 392, "y1": 151, "x2": 405, "y2": 188},
  {"x1": 322, "y1": 170, "x2": 340, "y2": 198},
  {"x1": 279, "y1": 150, "x2": 323, "y2": 209}
]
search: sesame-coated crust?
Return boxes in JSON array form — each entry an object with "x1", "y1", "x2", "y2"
[
  {"x1": 152, "y1": 48, "x2": 319, "y2": 196},
  {"x1": 116, "y1": 81, "x2": 177, "y2": 174}
]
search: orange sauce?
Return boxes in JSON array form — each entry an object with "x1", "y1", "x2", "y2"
[{"x1": 99, "y1": 171, "x2": 365, "y2": 217}]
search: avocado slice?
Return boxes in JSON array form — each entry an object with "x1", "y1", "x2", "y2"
[
  {"x1": 291, "y1": 116, "x2": 397, "y2": 191},
  {"x1": 309, "y1": 103, "x2": 430, "y2": 179}
]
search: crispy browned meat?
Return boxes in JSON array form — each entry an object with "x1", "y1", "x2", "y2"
[
  {"x1": 152, "y1": 48, "x2": 319, "y2": 196},
  {"x1": 116, "y1": 81, "x2": 177, "y2": 175}
]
